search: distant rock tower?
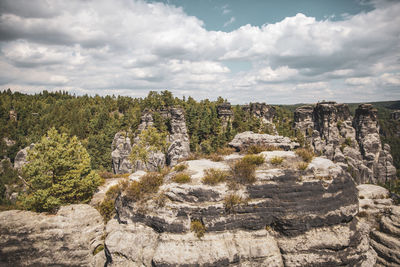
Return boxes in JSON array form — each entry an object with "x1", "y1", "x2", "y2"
[{"x1": 293, "y1": 102, "x2": 396, "y2": 184}]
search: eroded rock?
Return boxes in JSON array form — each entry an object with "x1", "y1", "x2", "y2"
[
  {"x1": 293, "y1": 102, "x2": 396, "y2": 184},
  {"x1": 0, "y1": 204, "x2": 105, "y2": 267},
  {"x1": 111, "y1": 131, "x2": 133, "y2": 174},
  {"x1": 229, "y1": 131, "x2": 299, "y2": 151},
  {"x1": 14, "y1": 143, "x2": 34, "y2": 170}
]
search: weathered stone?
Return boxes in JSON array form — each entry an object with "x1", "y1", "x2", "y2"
[
  {"x1": 293, "y1": 102, "x2": 397, "y2": 185},
  {"x1": 217, "y1": 102, "x2": 234, "y2": 129},
  {"x1": 166, "y1": 108, "x2": 190, "y2": 166},
  {"x1": 111, "y1": 131, "x2": 133, "y2": 174},
  {"x1": 0, "y1": 204, "x2": 105, "y2": 267},
  {"x1": 13, "y1": 144, "x2": 34, "y2": 169},
  {"x1": 229, "y1": 131, "x2": 299, "y2": 151},
  {"x1": 105, "y1": 154, "x2": 376, "y2": 266}
]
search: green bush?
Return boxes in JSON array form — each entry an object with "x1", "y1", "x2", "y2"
[
  {"x1": 242, "y1": 154, "x2": 265, "y2": 166},
  {"x1": 190, "y1": 220, "x2": 206, "y2": 238},
  {"x1": 172, "y1": 173, "x2": 191, "y2": 184},
  {"x1": 202, "y1": 168, "x2": 229, "y2": 185},
  {"x1": 97, "y1": 198, "x2": 115, "y2": 222},
  {"x1": 295, "y1": 148, "x2": 314, "y2": 163},
  {"x1": 20, "y1": 128, "x2": 101, "y2": 212},
  {"x1": 270, "y1": 156, "x2": 284, "y2": 165}
]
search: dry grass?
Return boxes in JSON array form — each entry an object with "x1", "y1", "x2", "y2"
[
  {"x1": 270, "y1": 156, "x2": 284, "y2": 165},
  {"x1": 297, "y1": 161, "x2": 309, "y2": 171},
  {"x1": 190, "y1": 220, "x2": 206, "y2": 238},
  {"x1": 125, "y1": 172, "x2": 163, "y2": 201},
  {"x1": 295, "y1": 148, "x2": 314, "y2": 163},
  {"x1": 246, "y1": 144, "x2": 282, "y2": 154},
  {"x1": 173, "y1": 163, "x2": 188, "y2": 172},
  {"x1": 206, "y1": 153, "x2": 224, "y2": 162},
  {"x1": 202, "y1": 168, "x2": 229, "y2": 185},
  {"x1": 216, "y1": 147, "x2": 236, "y2": 155},
  {"x1": 230, "y1": 159, "x2": 257, "y2": 184},
  {"x1": 242, "y1": 154, "x2": 265, "y2": 166},
  {"x1": 172, "y1": 173, "x2": 191, "y2": 184},
  {"x1": 224, "y1": 193, "x2": 244, "y2": 213}
]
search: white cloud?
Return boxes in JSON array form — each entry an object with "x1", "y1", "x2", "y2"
[
  {"x1": 223, "y1": 17, "x2": 236, "y2": 27},
  {"x1": 0, "y1": 0, "x2": 399, "y2": 103}
]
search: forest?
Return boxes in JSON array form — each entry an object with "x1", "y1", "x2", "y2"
[{"x1": 0, "y1": 89, "x2": 399, "y2": 208}]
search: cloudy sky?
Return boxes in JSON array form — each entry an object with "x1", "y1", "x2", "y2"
[{"x1": 0, "y1": 0, "x2": 399, "y2": 104}]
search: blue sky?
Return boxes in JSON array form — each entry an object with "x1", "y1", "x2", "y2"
[
  {"x1": 152, "y1": 0, "x2": 374, "y2": 31},
  {"x1": 0, "y1": 0, "x2": 399, "y2": 104}
]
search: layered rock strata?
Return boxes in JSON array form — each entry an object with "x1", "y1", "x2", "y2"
[
  {"x1": 0, "y1": 204, "x2": 105, "y2": 267},
  {"x1": 357, "y1": 184, "x2": 400, "y2": 267},
  {"x1": 229, "y1": 131, "x2": 299, "y2": 151},
  {"x1": 294, "y1": 102, "x2": 396, "y2": 184},
  {"x1": 106, "y1": 153, "x2": 374, "y2": 266}
]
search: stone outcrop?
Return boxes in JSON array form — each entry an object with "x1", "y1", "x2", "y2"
[
  {"x1": 111, "y1": 131, "x2": 133, "y2": 174},
  {"x1": 217, "y1": 102, "x2": 234, "y2": 129},
  {"x1": 13, "y1": 144, "x2": 34, "y2": 169},
  {"x1": 166, "y1": 107, "x2": 190, "y2": 166},
  {"x1": 229, "y1": 131, "x2": 299, "y2": 151},
  {"x1": 243, "y1": 102, "x2": 278, "y2": 134},
  {"x1": 357, "y1": 184, "x2": 400, "y2": 267},
  {"x1": 104, "y1": 152, "x2": 376, "y2": 266},
  {"x1": 293, "y1": 102, "x2": 396, "y2": 184},
  {"x1": 0, "y1": 204, "x2": 105, "y2": 267}
]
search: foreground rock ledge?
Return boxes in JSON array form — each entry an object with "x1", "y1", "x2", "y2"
[
  {"x1": 109, "y1": 154, "x2": 375, "y2": 266},
  {"x1": 0, "y1": 204, "x2": 105, "y2": 267}
]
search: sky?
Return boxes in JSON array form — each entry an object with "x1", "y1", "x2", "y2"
[{"x1": 0, "y1": 0, "x2": 399, "y2": 104}]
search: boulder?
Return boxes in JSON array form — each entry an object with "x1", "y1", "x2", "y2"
[
  {"x1": 0, "y1": 204, "x2": 105, "y2": 266},
  {"x1": 229, "y1": 131, "x2": 299, "y2": 151},
  {"x1": 14, "y1": 144, "x2": 34, "y2": 169}
]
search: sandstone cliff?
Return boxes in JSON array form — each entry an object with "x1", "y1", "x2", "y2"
[
  {"x1": 294, "y1": 102, "x2": 396, "y2": 184},
  {"x1": 106, "y1": 150, "x2": 374, "y2": 266}
]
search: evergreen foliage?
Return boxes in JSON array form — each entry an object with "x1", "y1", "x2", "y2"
[{"x1": 20, "y1": 128, "x2": 101, "y2": 212}]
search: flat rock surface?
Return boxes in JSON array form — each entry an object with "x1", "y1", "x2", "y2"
[{"x1": 0, "y1": 204, "x2": 105, "y2": 267}]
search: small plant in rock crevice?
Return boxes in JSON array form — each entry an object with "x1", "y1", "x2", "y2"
[
  {"x1": 172, "y1": 173, "x2": 191, "y2": 184},
  {"x1": 270, "y1": 156, "x2": 284, "y2": 165},
  {"x1": 190, "y1": 219, "x2": 206, "y2": 239}
]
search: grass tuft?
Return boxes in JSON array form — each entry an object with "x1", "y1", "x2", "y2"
[{"x1": 202, "y1": 168, "x2": 229, "y2": 185}]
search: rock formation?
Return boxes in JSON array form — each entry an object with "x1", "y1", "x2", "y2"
[
  {"x1": 229, "y1": 131, "x2": 299, "y2": 151},
  {"x1": 111, "y1": 131, "x2": 133, "y2": 174},
  {"x1": 357, "y1": 184, "x2": 400, "y2": 267},
  {"x1": 166, "y1": 107, "x2": 190, "y2": 166},
  {"x1": 248, "y1": 102, "x2": 276, "y2": 124},
  {"x1": 391, "y1": 110, "x2": 400, "y2": 121},
  {"x1": 104, "y1": 152, "x2": 375, "y2": 266},
  {"x1": 217, "y1": 102, "x2": 234, "y2": 129},
  {"x1": 13, "y1": 143, "x2": 34, "y2": 169},
  {"x1": 0, "y1": 204, "x2": 106, "y2": 266},
  {"x1": 294, "y1": 102, "x2": 396, "y2": 184},
  {"x1": 113, "y1": 108, "x2": 190, "y2": 173}
]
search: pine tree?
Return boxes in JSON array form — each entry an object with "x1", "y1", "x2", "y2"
[{"x1": 20, "y1": 128, "x2": 101, "y2": 212}]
